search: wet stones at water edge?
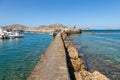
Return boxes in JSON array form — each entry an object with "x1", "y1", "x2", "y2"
[
  {"x1": 61, "y1": 32, "x2": 68, "y2": 40},
  {"x1": 61, "y1": 32, "x2": 109, "y2": 80},
  {"x1": 74, "y1": 71, "x2": 109, "y2": 80},
  {"x1": 64, "y1": 41, "x2": 86, "y2": 72}
]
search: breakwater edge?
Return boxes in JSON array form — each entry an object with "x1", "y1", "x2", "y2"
[{"x1": 28, "y1": 28, "x2": 109, "y2": 80}]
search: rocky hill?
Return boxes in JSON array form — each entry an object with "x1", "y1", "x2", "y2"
[
  {"x1": 2, "y1": 24, "x2": 28, "y2": 31},
  {"x1": 27, "y1": 24, "x2": 67, "y2": 32},
  {"x1": 1, "y1": 24, "x2": 68, "y2": 32}
]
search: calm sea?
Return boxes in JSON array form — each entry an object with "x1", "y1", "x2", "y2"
[
  {"x1": 0, "y1": 33, "x2": 53, "y2": 80},
  {"x1": 69, "y1": 30, "x2": 120, "y2": 80}
]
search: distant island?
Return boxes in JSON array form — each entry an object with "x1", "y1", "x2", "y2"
[
  {"x1": 80, "y1": 27, "x2": 92, "y2": 30},
  {"x1": 104, "y1": 28, "x2": 120, "y2": 30}
]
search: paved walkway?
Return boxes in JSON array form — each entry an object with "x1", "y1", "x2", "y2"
[{"x1": 27, "y1": 33, "x2": 70, "y2": 80}]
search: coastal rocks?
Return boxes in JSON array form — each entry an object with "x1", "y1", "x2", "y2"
[
  {"x1": 74, "y1": 71, "x2": 109, "y2": 80},
  {"x1": 68, "y1": 46, "x2": 79, "y2": 59},
  {"x1": 74, "y1": 71, "x2": 92, "y2": 80},
  {"x1": 61, "y1": 28, "x2": 82, "y2": 38},
  {"x1": 60, "y1": 32, "x2": 109, "y2": 80},
  {"x1": 70, "y1": 58, "x2": 85, "y2": 71},
  {"x1": 65, "y1": 28, "x2": 82, "y2": 34},
  {"x1": 64, "y1": 40, "x2": 86, "y2": 72},
  {"x1": 65, "y1": 40, "x2": 109, "y2": 80},
  {"x1": 61, "y1": 32, "x2": 68, "y2": 40},
  {"x1": 64, "y1": 41, "x2": 73, "y2": 48},
  {"x1": 92, "y1": 71, "x2": 109, "y2": 80},
  {"x1": 65, "y1": 28, "x2": 81, "y2": 34}
]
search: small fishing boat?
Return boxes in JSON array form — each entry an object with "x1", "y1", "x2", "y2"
[
  {"x1": 7, "y1": 32, "x2": 15, "y2": 39},
  {"x1": 15, "y1": 32, "x2": 24, "y2": 38},
  {"x1": 0, "y1": 28, "x2": 4, "y2": 39},
  {"x1": 49, "y1": 32, "x2": 53, "y2": 36},
  {"x1": 49, "y1": 32, "x2": 57, "y2": 37},
  {"x1": 0, "y1": 34, "x2": 3, "y2": 39},
  {"x1": 0, "y1": 27, "x2": 24, "y2": 39}
]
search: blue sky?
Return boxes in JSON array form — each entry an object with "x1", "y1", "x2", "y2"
[{"x1": 0, "y1": 0, "x2": 120, "y2": 29}]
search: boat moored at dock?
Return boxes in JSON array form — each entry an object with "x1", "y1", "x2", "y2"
[
  {"x1": 7, "y1": 32, "x2": 15, "y2": 39},
  {"x1": 15, "y1": 32, "x2": 24, "y2": 38},
  {"x1": 0, "y1": 27, "x2": 24, "y2": 39},
  {"x1": 49, "y1": 32, "x2": 58, "y2": 37}
]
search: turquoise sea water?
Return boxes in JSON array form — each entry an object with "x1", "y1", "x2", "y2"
[
  {"x1": 69, "y1": 30, "x2": 120, "y2": 80},
  {"x1": 0, "y1": 33, "x2": 53, "y2": 80}
]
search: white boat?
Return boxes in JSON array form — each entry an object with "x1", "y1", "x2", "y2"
[
  {"x1": 15, "y1": 32, "x2": 24, "y2": 38},
  {"x1": 49, "y1": 32, "x2": 57, "y2": 37},
  {"x1": 0, "y1": 34, "x2": 3, "y2": 39},
  {"x1": 0, "y1": 28, "x2": 4, "y2": 39},
  {"x1": 7, "y1": 32, "x2": 15, "y2": 39},
  {"x1": 0, "y1": 27, "x2": 24, "y2": 39},
  {"x1": 49, "y1": 32, "x2": 53, "y2": 36}
]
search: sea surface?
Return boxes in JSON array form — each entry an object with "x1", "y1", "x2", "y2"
[
  {"x1": 0, "y1": 33, "x2": 53, "y2": 80},
  {"x1": 69, "y1": 30, "x2": 120, "y2": 80}
]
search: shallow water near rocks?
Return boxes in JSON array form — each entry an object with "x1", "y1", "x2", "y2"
[
  {"x1": 0, "y1": 33, "x2": 53, "y2": 80},
  {"x1": 69, "y1": 30, "x2": 120, "y2": 80}
]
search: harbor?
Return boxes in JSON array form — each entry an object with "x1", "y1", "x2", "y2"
[
  {"x1": 1, "y1": 0, "x2": 120, "y2": 80},
  {"x1": 0, "y1": 27, "x2": 24, "y2": 39},
  {"x1": 0, "y1": 27, "x2": 120, "y2": 80}
]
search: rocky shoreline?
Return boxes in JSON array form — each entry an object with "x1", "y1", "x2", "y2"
[{"x1": 61, "y1": 30, "x2": 109, "y2": 80}]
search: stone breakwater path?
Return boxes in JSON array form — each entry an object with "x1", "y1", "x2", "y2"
[
  {"x1": 27, "y1": 33, "x2": 70, "y2": 80},
  {"x1": 28, "y1": 29, "x2": 109, "y2": 80}
]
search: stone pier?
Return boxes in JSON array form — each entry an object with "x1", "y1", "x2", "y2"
[
  {"x1": 27, "y1": 33, "x2": 70, "y2": 80},
  {"x1": 28, "y1": 29, "x2": 109, "y2": 80}
]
